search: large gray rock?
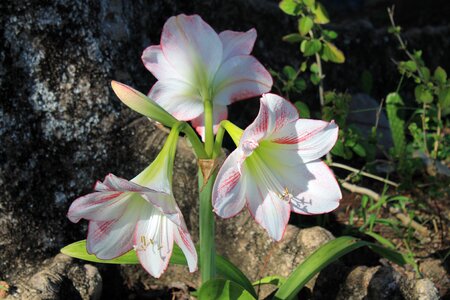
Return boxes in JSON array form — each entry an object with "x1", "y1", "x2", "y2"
[{"x1": 1, "y1": 0, "x2": 448, "y2": 298}]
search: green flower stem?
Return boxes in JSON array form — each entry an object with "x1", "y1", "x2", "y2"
[
  {"x1": 182, "y1": 123, "x2": 208, "y2": 159},
  {"x1": 220, "y1": 120, "x2": 244, "y2": 146},
  {"x1": 204, "y1": 98, "x2": 214, "y2": 157},
  {"x1": 198, "y1": 168, "x2": 218, "y2": 283}
]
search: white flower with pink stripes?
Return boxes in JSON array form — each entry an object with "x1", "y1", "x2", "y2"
[
  {"x1": 142, "y1": 14, "x2": 273, "y2": 139},
  {"x1": 213, "y1": 94, "x2": 342, "y2": 241},
  {"x1": 67, "y1": 129, "x2": 197, "y2": 278}
]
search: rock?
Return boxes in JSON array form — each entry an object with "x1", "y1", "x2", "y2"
[
  {"x1": 0, "y1": 281, "x2": 9, "y2": 299},
  {"x1": 6, "y1": 254, "x2": 102, "y2": 300},
  {"x1": 399, "y1": 278, "x2": 440, "y2": 300},
  {"x1": 419, "y1": 258, "x2": 450, "y2": 297},
  {"x1": 337, "y1": 265, "x2": 402, "y2": 300},
  {"x1": 347, "y1": 93, "x2": 393, "y2": 151}
]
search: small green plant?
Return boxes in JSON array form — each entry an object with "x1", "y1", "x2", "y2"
[
  {"x1": 387, "y1": 7, "x2": 450, "y2": 177},
  {"x1": 275, "y1": 0, "x2": 345, "y2": 108}
]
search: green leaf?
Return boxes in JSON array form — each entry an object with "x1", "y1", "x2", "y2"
[
  {"x1": 433, "y1": 66, "x2": 447, "y2": 84},
  {"x1": 323, "y1": 29, "x2": 338, "y2": 40},
  {"x1": 388, "y1": 26, "x2": 401, "y2": 34},
  {"x1": 298, "y1": 16, "x2": 314, "y2": 36},
  {"x1": 351, "y1": 143, "x2": 366, "y2": 157},
  {"x1": 294, "y1": 101, "x2": 311, "y2": 118},
  {"x1": 62, "y1": 240, "x2": 257, "y2": 298},
  {"x1": 273, "y1": 236, "x2": 409, "y2": 300},
  {"x1": 309, "y1": 62, "x2": 319, "y2": 73},
  {"x1": 311, "y1": 3, "x2": 330, "y2": 24},
  {"x1": 216, "y1": 254, "x2": 257, "y2": 297},
  {"x1": 300, "y1": 61, "x2": 308, "y2": 72},
  {"x1": 294, "y1": 78, "x2": 307, "y2": 92},
  {"x1": 282, "y1": 33, "x2": 303, "y2": 43},
  {"x1": 310, "y1": 73, "x2": 321, "y2": 85},
  {"x1": 331, "y1": 139, "x2": 345, "y2": 157},
  {"x1": 279, "y1": 0, "x2": 300, "y2": 16},
  {"x1": 414, "y1": 85, "x2": 433, "y2": 104},
  {"x1": 303, "y1": 0, "x2": 315, "y2": 8},
  {"x1": 419, "y1": 67, "x2": 430, "y2": 81},
  {"x1": 61, "y1": 240, "x2": 140, "y2": 264},
  {"x1": 301, "y1": 39, "x2": 322, "y2": 56},
  {"x1": 198, "y1": 279, "x2": 256, "y2": 300},
  {"x1": 438, "y1": 86, "x2": 450, "y2": 107},
  {"x1": 283, "y1": 66, "x2": 297, "y2": 80},
  {"x1": 322, "y1": 42, "x2": 345, "y2": 63},
  {"x1": 360, "y1": 70, "x2": 373, "y2": 94},
  {"x1": 401, "y1": 60, "x2": 417, "y2": 72},
  {"x1": 253, "y1": 276, "x2": 286, "y2": 288},
  {"x1": 273, "y1": 237, "x2": 365, "y2": 300},
  {"x1": 365, "y1": 232, "x2": 396, "y2": 249},
  {"x1": 367, "y1": 244, "x2": 411, "y2": 266}
]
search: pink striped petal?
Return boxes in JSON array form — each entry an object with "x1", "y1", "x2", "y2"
[
  {"x1": 103, "y1": 173, "x2": 154, "y2": 192},
  {"x1": 160, "y1": 14, "x2": 222, "y2": 84},
  {"x1": 270, "y1": 119, "x2": 338, "y2": 163},
  {"x1": 142, "y1": 45, "x2": 182, "y2": 81},
  {"x1": 290, "y1": 160, "x2": 341, "y2": 215},
  {"x1": 134, "y1": 207, "x2": 174, "y2": 278},
  {"x1": 67, "y1": 191, "x2": 130, "y2": 223},
  {"x1": 213, "y1": 150, "x2": 246, "y2": 218},
  {"x1": 213, "y1": 56, "x2": 272, "y2": 106},
  {"x1": 241, "y1": 93, "x2": 298, "y2": 142},
  {"x1": 245, "y1": 178, "x2": 291, "y2": 241},
  {"x1": 86, "y1": 196, "x2": 145, "y2": 259},
  {"x1": 149, "y1": 79, "x2": 203, "y2": 121},
  {"x1": 219, "y1": 29, "x2": 256, "y2": 61},
  {"x1": 190, "y1": 105, "x2": 228, "y2": 141},
  {"x1": 173, "y1": 224, "x2": 198, "y2": 272}
]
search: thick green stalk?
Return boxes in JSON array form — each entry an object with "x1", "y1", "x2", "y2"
[
  {"x1": 199, "y1": 168, "x2": 217, "y2": 283},
  {"x1": 182, "y1": 123, "x2": 208, "y2": 159},
  {"x1": 204, "y1": 98, "x2": 214, "y2": 157}
]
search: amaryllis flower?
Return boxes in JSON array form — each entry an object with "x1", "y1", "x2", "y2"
[
  {"x1": 67, "y1": 127, "x2": 197, "y2": 277},
  {"x1": 212, "y1": 93, "x2": 342, "y2": 241},
  {"x1": 142, "y1": 14, "x2": 273, "y2": 138}
]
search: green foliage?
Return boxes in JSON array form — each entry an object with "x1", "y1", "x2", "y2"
[
  {"x1": 62, "y1": 240, "x2": 257, "y2": 298},
  {"x1": 277, "y1": 0, "x2": 345, "y2": 93},
  {"x1": 386, "y1": 93, "x2": 407, "y2": 168},
  {"x1": 294, "y1": 101, "x2": 311, "y2": 118},
  {"x1": 388, "y1": 14, "x2": 450, "y2": 164},
  {"x1": 322, "y1": 41, "x2": 345, "y2": 63},
  {"x1": 198, "y1": 279, "x2": 255, "y2": 300},
  {"x1": 273, "y1": 236, "x2": 409, "y2": 300}
]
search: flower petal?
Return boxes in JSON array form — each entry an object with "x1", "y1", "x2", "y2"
[
  {"x1": 149, "y1": 79, "x2": 203, "y2": 120},
  {"x1": 67, "y1": 191, "x2": 130, "y2": 223},
  {"x1": 213, "y1": 150, "x2": 246, "y2": 218},
  {"x1": 142, "y1": 45, "x2": 182, "y2": 81},
  {"x1": 103, "y1": 173, "x2": 154, "y2": 192},
  {"x1": 190, "y1": 104, "x2": 228, "y2": 141},
  {"x1": 86, "y1": 195, "x2": 145, "y2": 259},
  {"x1": 245, "y1": 176, "x2": 291, "y2": 241},
  {"x1": 213, "y1": 56, "x2": 272, "y2": 106},
  {"x1": 219, "y1": 29, "x2": 256, "y2": 61},
  {"x1": 173, "y1": 222, "x2": 198, "y2": 272},
  {"x1": 241, "y1": 93, "x2": 298, "y2": 142},
  {"x1": 134, "y1": 206, "x2": 174, "y2": 278},
  {"x1": 290, "y1": 160, "x2": 341, "y2": 215},
  {"x1": 161, "y1": 14, "x2": 223, "y2": 84},
  {"x1": 270, "y1": 119, "x2": 339, "y2": 163}
]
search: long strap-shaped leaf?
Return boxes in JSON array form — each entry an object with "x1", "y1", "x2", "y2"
[
  {"x1": 273, "y1": 236, "x2": 409, "y2": 300},
  {"x1": 61, "y1": 240, "x2": 256, "y2": 297}
]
